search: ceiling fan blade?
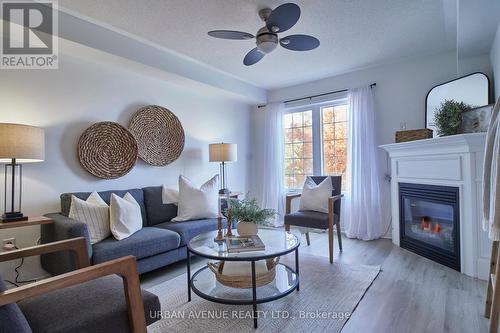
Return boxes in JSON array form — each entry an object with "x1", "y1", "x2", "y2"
[
  {"x1": 266, "y1": 3, "x2": 300, "y2": 33},
  {"x1": 243, "y1": 48, "x2": 265, "y2": 66},
  {"x1": 280, "y1": 34, "x2": 320, "y2": 51},
  {"x1": 208, "y1": 30, "x2": 254, "y2": 40}
]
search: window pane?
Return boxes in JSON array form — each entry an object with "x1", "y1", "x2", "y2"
[
  {"x1": 282, "y1": 110, "x2": 313, "y2": 189},
  {"x1": 323, "y1": 140, "x2": 334, "y2": 156},
  {"x1": 322, "y1": 107, "x2": 333, "y2": 124},
  {"x1": 303, "y1": 126, "x2": 312, "y2": 142},
  {"x1": 295, "y1": 174, "x2": 306, "y2": 188},
  {"x1": 323, "y1": 123, "x2": 334, "y2": 141},
  {"x1": 292, "y1": 112, "x2": 303, "y2": 127},
  {"x1": 304, "y1": 158, "x2": 313, "y2": 174},
  {"x1": 334, "y1": 105, "x2": 347, "y2": 122},
  {"x1": 321, "y1": 104, "x2": 349, "y2": 191},
  {"x1": 335, "y1": 122, "x2": 346, "y2": 139},
  {"x1": 293, "y1": 128, "x2": 304, "y2": 142},
  {"x1": 283, "y1": 113, "x2": 293, "y2": 128},
  {"x1": 293, "y1": 143, "x2": 304, "y2": 158},
  {"x1": 303, "y1": 142, "x2": 313, "y2": 158},
  {"x1": 284, "y1": 144, "x2": 293, "y2": 159},
  {"x1": 304, "y1": 110, "x2": 312, "y2": 126},
  {"x1": 284, "y1": 129, "x2": 293, "y2": 143}
]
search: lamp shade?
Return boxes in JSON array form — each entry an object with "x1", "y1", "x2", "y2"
[
  {"x1": 0, "y1": 123, "x2": 45, "y2": 163},
  {"x1": 209, "y1": 143, "x2": 237, "y2": 162}
]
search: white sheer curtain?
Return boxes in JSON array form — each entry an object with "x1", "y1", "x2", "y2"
[
  {"x1": 344, "y1": 86, "x2": 386, "y2": 240},
  {"x1": 261, "y1": 102, "x2": 285, "y2": 226}
]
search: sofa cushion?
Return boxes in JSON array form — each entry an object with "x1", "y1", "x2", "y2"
[
  {"x1": 0, "y1": 278, "x2": 33, "y2": 333},
  {"x1": 18, "y1": 275, "x2": 160, "y2": 333},
  {"x1": 60, "y1": 188, "x2": 147, "y2": 225},
  {"x1": 92, "y1": 227, "x2": 180, "y2": 264},
  {"x1": 142, "y1": 186, "x2": 177, "y2": 226},
  {"x1": 154, "y1": 219, "x2": 221, "y2": 246},
  {"x1": 284, "y1": 210, "x2": 339, "y2": 229}
]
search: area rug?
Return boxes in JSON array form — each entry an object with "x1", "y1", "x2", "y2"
[{"x1": 147, "y1": 254, "x2": 380, "y2": 333}]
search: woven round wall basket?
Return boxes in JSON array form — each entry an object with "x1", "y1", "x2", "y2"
[
  {"x1": 78, "y1": 121, "x2": 138, "y2": 179},
  {"x1": 129, "y1": 105, "x2": 185, "y2": 166}
]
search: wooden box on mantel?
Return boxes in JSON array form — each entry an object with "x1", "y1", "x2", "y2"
[{"x1": 395, "y1": 129, "x2": 433, "y2": 143}]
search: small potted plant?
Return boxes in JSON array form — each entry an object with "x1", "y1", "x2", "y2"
[
  {"x1": 434, "y1": 99, "x2": 473, "y2": 136},
  {"x1": 227, "y1": 197, "x2": 276, "y2": 236}
]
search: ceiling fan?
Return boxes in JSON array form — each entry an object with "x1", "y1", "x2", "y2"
[{"x1": 207, "y1": 3, "x2": 320, "y2": 66}]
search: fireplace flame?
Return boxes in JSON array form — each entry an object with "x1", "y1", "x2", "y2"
[
  {"x1": 420, "y1": 216, "x2": 441, "y2": 234},
  {"x1": 432, "y1": 223, "x2": 441, "y2": 234}
]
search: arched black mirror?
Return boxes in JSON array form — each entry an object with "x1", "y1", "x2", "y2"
[{"x1": 426, "y1": 72, "x2": 490, "y2": 136}]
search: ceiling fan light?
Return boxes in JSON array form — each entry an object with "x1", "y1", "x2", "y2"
[{"x1": 257, "y1": 41, "x2": 277, "y2": 53}]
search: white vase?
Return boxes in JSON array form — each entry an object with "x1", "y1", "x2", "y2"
[{"x1": 237, "y1": 221, "x2": 258, "y2": 237}]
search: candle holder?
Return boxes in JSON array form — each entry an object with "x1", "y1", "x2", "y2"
[
  {"x1": 214, "y1": 216, "x2": 224, "y2": 242},
  {"x1": 225, "y1": 210, "x2": 233, "y2": 238}
]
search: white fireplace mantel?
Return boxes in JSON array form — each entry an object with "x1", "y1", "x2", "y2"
[{"x1": 380, "y1": 133, "x2": 489, "y2": 279}]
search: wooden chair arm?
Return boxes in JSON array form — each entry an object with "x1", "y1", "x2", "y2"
[
  {"x1": 328, "y1": 194, "x2": 344, "y2": 223},
  {"x1": 286, "y1": 193, "x2": 302, "y2": 214},
  {"x1": 0, "y1": 255, "x2": 147, "y2": 333},
  {"x1": 329, "y1": 194, "x2": 344, "y2": 204},
  {"x1": 0, "y1": 237, "x2": 89, "y2": 269}
]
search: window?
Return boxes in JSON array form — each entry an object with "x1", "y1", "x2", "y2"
[
  {"x1": 284, "y1": 110, "x2": 313, "y2": 189},
  {"x1": 283, "y1": 101, "x2": 349, "y2": 191}
]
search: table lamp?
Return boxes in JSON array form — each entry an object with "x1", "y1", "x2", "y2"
[
  {"x1": 0, "y1": 123, "x2": 45, "y2": 222},
  {"x1": 209, "y1": 143, "x2": 237, "y2": 194}
]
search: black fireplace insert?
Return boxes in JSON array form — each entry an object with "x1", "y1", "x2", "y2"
[{"x1": 399, "y1": 183, "x2": 460, "y2": 271}]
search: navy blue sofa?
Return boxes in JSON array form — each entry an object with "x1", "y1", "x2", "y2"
[{"x1": 41, "y1": 186, "x2": 227, "y2": 276}]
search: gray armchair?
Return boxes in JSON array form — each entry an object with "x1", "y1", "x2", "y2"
[
  {"x1": 284, "y1": 176, "x2": 344, "y2": 263},
  {"x1": 0, "y1": 237, "x2": 160, "y2": 333}
]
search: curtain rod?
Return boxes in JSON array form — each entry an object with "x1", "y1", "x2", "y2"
[{"x1": 257, "y1": 82, "x2": 376, "y2": 109}]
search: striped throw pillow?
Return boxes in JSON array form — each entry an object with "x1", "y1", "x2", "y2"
[{"x1": 69, "y1": 192, "x2": 110, "y2": 244}]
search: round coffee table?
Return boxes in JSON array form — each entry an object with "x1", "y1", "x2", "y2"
[{"x1": 186, "y1": 229, "x2": 300, "y2": 328}]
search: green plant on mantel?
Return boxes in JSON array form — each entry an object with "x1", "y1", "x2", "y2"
[
  {"x1": 434, "y1": 99, "x2": 473, "y2": 136},
  {"x1": 226, "y1": 197, "x2": 276, "y2": 225}
]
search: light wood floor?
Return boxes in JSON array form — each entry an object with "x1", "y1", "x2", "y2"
[{"x1": 141, "y1": 231, "x2": 489, "y2": 333}]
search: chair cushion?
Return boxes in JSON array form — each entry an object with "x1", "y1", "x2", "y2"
[
  {"x1": 0, "y1": 278, "x2": 33, "y2": 333},
  {"x1": 92, "y1": 227, "x2": 180, "y2": 264},
  {"x1": 154, "y1": 219, "x2": 221, "y2": 246},
  {"x1": 60, "y1": 188, "x2": 147, "y2": 225},
  {"x1": 18, "y1": 275, "x2": 160, "y2": 333},
  {"x1": 142, "y1": 186, "x2": 178, "y2": 226},
  {"x1": 284, "y1": 210, "x2": 339, "y2": 229}
]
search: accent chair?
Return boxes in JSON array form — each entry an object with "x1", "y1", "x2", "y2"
[{"x1": 284, "y1": 175, "x2": 344, "y2": 263}]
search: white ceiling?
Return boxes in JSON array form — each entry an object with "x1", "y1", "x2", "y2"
[{"x1": 58, "y1": 0, "x2": 498, "y2": 90}]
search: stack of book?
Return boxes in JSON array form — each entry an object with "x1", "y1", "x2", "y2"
[{"x1": 225, "y1": 235, "x2": 265, "y2": 253}]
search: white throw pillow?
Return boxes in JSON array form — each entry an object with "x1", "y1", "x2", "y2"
[
  {"x1": 162, "y1": 185, "x2": 179, "y2": 205},
  {"x1": 299, "y1": 177, "x2": 333, "y2": 213},
  {"x1": 110, "y1": 193, "x2": 143, "y2": 240},
  {"x1": 69, "y1": 192, "x2": 110, "y2": 244},
  {"x1": 172, "y1": 175, "x2": 219, "y2": 221}
]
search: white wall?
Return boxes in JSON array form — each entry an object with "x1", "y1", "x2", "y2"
[
  {"x1": 491, "y1": 22, "x2": 500, "y2": 100},
  {"x1": 250, "y1": 52, "x2": 493, "y2": 227},
  {"x1": 0, "y1": 43, "x2": 252, "y2": 281}
]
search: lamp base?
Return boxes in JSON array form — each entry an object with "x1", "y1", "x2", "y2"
[{"x1": 1, "y1": 212, "x2": 28, "y2": 222}]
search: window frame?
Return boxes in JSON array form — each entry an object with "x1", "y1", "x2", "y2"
[{"x1": 283, "y1": 98, "x2": 349, "y2": 191}]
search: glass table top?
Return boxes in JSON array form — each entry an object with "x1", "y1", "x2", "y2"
[{"x1": 188, "y1": 228, "x2": 300, "y2": 260}]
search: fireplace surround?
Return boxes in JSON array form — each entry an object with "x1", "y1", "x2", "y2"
[
  {"x1": 381, "y1": 133, "x2": 489, "y2": 279},
  {"x1": 399, "y1": 183, "x2": 460, "y2": 271}
]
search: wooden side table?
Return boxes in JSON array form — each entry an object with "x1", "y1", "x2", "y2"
[{"x1": 0, "y1": 216, "x2": 53, "y2": 230}]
